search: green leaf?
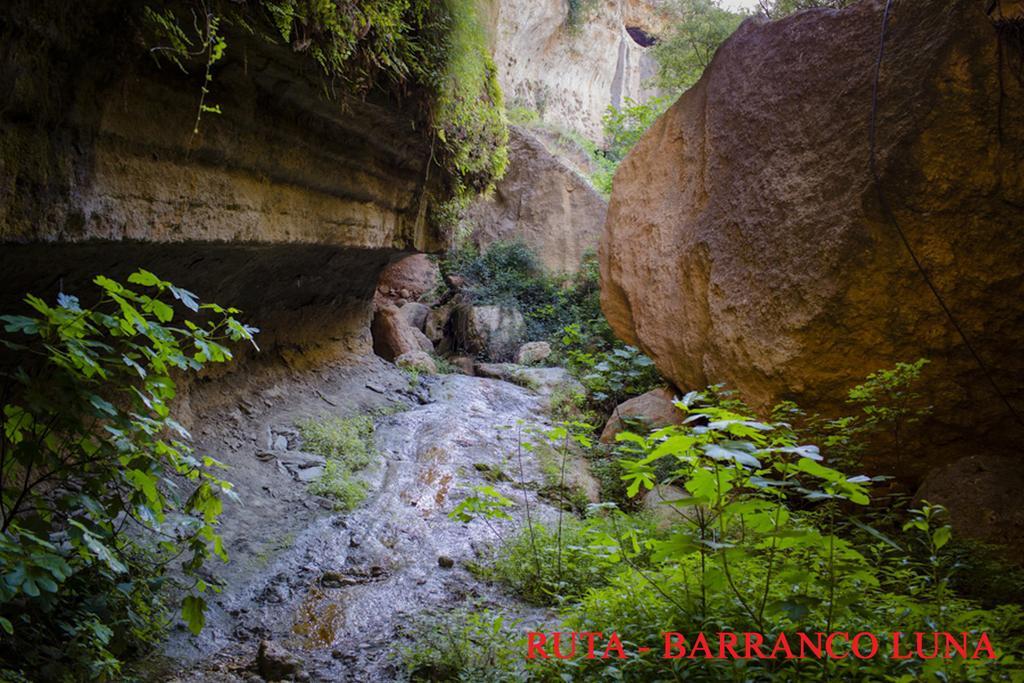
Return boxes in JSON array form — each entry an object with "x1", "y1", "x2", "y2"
[
  {"x1": 128, "y1": 269, "x2": 163, "y2": 287},
  {"x1": 169, "y1": 286, "x2": 200, "y2": 312},
  {"x1": 88, "y1": 394, "x2": 117, "y2": 416},
  {"x1": 0, "y1": 315, "x2": 40, "y2": 335},
  {"x1": 93, "y1": 275, "x2": 123, "y2": 293},
  {"x1": 932, "y1": 526, "x2": 951, "y2": 550},
  {"x1": 182, "y1": 594, "x2": 207, "y2": 635}
]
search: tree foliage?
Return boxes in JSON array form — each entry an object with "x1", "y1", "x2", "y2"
[
  {"x1": 757, "y1": 0, "x2": 856, "y2": 19},
  {"x1": 651, "y1": 0, "x2": 745, "y2": 94},
  {"x1": 0, "y1": 270, "x2": 256, "y2": 679}
]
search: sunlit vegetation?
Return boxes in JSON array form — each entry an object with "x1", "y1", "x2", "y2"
[
  {"x1": 299, "y1": 415, "x2": 377, "y2": 511},
  {"x1": 401, "y1": 377, "x2": 1024, "y2": 682}
]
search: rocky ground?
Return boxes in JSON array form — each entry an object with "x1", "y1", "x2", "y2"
[{"x1": 155, "y1": 357, "x2": 587, "y2": 682}]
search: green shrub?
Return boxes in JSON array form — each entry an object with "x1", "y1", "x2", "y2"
[
  {"x1": 399, "y1": 606, "x2": 526, "y2": 682},
  {"x1": 558, "y1": 331, "x2": 662, "y2": 416},
  {"x1": 566, "y1": 0, "x2": 599, "y2": 30},
  {"x1": 760, "y1": 0, "x2": 856, "y2": 18},
  {"x1": 307, "y1": 461, "x2": 367, "y2": 511},
  {"x1": 506, "y1": 104, "x2": 541, "y2": 126},
  {"x1": 468, "y1": 380, "x2": 1024, "y2": 681},
  {"x1": 297, "y1": 415, "x2": 376, "y2": 511},
  {"x1": 601, "y1": 97, "x2": 671, "y2": 162},
  {"x1": 489, "y1": 514, "x2": 651, "y2": 606},
  {"x1": 444, "y1": 242, "x2": 608, "y2": 347},
  {"x1": 0, "y1": 270, "x2": 256, "y2": 679},
  {"x1": 297, "y1": 415, "x2": 374, "y2": 469}
]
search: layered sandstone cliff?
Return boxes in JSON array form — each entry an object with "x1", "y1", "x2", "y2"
[{"x1": 0, "y1": 4, "x2": 456, "y2": 364}]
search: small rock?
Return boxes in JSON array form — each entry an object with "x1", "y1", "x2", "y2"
[
  {"x1": 395, "y1": 351, "x2": 437, "y2": 375},
  {"x1": 296, "y1": 466, "x2": 324, "y2": 483},
  {"x1": 255, "y1": 450, "x2": 276, "y2": 462},
  {"x1": 516, "y1": 341, "x2": 552, "y2": 365},
  {"x1": 257, "y1": 640, "x2": 302, "y2": 681},
  {"x1": 600, "y1": 387, "x2": 682, "y2": 444},
  {"x1": 280, "y1": 451, "x2": 327, "y2": 468},
  {"x1": 321, "y1": 571, "x2": 358, "y2": 588},
  {"x1": 437, "y1": 556, "x2": 455, "y2": 569},
  {"x1": 447, "y1": 355, "x2": 475, "y2": 376},
  {"x1": 272, "y1": 435, "x2": 288, "y2": 451}
]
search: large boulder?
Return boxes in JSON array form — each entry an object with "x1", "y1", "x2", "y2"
[
  {"x1": 474, "y1": 363, "x2": 584, "y2": 397},
  {"x1": 453, "y1": 305, "x2": 526, "y2": 361},
  {"x1": 464, "y1": 127, "x2": 607, "y2": 274},
  {"x1": 372, "y1": 304, "x2": 433, "y2": 361},
  {"x1": 377, "y1": 255, "x2": 439, "y2": 303},
  {"x1": 599, "y1": 0, "x2": 1024, "y2": 479},
  {"x1": 600, "y1": 387, "x2": 683, "y2": 444},
  {"x1": 642, "y1": 485, "x2": 693, "y2": 531},
  {"x1": 917, "y1": 454, "x2": 1024, "y2": 552}
]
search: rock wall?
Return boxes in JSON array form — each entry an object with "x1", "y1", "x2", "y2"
[
  {"x1": 600, "y1": 0, "x2": 1024, "y2": 482},
  {"x1": 485, "y1": 0, "x2": 665, "y2": 140},
  {"x1": 464, "y1": 126, "x2": 607, "y2": 274},
  {"x1": 0, "y1": 10, "x2": 446, "y2": 367}
]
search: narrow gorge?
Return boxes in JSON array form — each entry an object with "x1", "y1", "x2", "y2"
[{"x1": 1, "y1": 1, "x2": 1022, "y2": 682}]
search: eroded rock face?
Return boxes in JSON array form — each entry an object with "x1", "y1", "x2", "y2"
[
  {"x1": 465, "y1": 127, "x2": 607, "y2": 274},
  {"x1": 378, "y1": 255, "x2": 440, "y2": 303},
  {"x1": 485, "y1": 0, "x2": 664, "y2": 139},
  {"x1": 600, "y1": 0, "x2": 1024, "y2": 478},
  {"x1": 0, "y1": 12, "x2": 447, "y2": 367}
]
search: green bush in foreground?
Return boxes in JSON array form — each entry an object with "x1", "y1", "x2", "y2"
[
  {"x1": 0, "y1": 270, "x2": 256, "y2": 680},
  {"x1": 412, "y1": 382, "x2": 1024, "y2": 682}
]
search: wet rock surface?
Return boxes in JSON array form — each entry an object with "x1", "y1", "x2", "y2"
[{"x1": 164, "y1": 369, "x2": 562, "y2": 681}]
